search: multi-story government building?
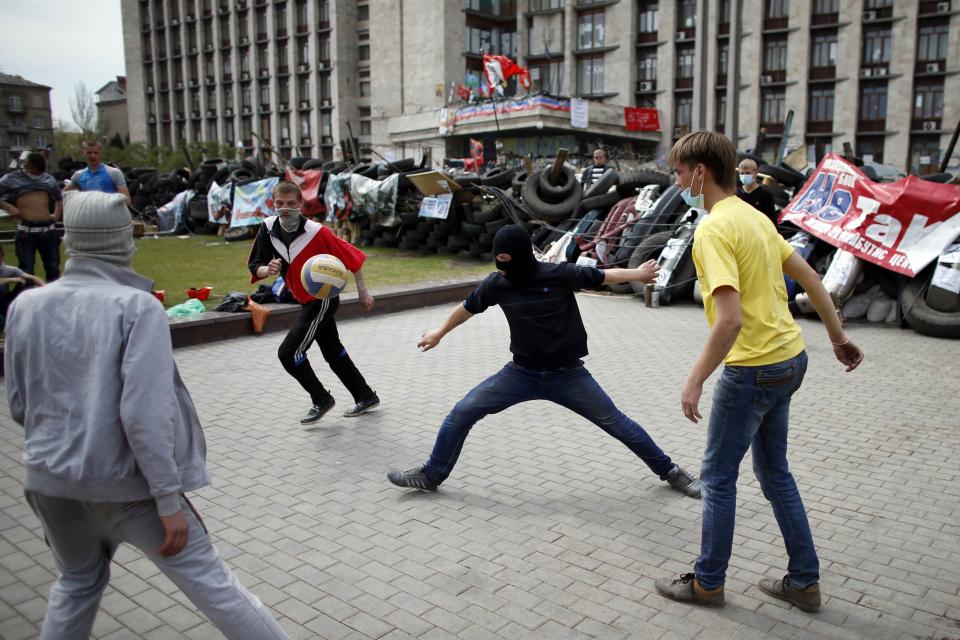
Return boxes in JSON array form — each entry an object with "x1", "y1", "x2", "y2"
[{"x1": 122, "y1": 0, "x2": 959, "y2": 173}]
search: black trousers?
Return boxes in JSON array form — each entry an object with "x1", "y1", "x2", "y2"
[
  {"x1": 277, "y1": 296, "x2": 374, "y2": 405},
  {"x1": 15, "y1": 229, "x2": 61, "y2": 281}
]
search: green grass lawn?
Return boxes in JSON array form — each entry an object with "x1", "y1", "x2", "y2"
[{"x1": 2, "y1": 221, "x2": 493, "y2": 309}]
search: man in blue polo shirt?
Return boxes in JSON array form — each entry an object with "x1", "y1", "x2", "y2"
[{"x1": 63, "y1": 140, "x2": 131, "y2": 204}]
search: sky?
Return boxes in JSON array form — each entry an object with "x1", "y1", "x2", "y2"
[{"x1": 0, "y1": 0, "x2": 126, "y2": 130}]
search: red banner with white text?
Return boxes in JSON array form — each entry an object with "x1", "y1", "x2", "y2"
[
  {"x1": 779, "y1": 154, "x2": 960, "y2": 276},
  {"x1": 624, "y1": 107, "x2": 660, "y2": 132}
]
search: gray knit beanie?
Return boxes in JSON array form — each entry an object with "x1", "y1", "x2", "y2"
[{"x1": 63, "y1": 191, "x2": 136, "y2": 265}]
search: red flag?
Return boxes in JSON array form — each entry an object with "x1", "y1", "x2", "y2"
[
  {"x1": 456, "y1": 83, "x2": 471, "y2": 101},
  {"x1": 469, "y1": 138, "x2": 485, "y2": 166},
  {"x1": 624, "y1": 107, "x2": 660, "y2": 132},
  {"x1": 482, "y1": 54, "x2": 531, "y2": 90}
]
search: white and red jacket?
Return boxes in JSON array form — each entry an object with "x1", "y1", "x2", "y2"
[{"x1": 247, "y1": 216, "x2": 366, "y2": 304}]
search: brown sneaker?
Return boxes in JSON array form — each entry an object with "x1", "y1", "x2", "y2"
[
  {"x1": 758, "y1": 575, "x2": 821, "y2": 612},
  {"x1": 655, "y1": 572, "x2": 725, "y2": 607}
]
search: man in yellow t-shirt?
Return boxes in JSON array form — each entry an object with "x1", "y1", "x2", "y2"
[{"x1": 655, "y1": 131, "x2": 864, "y2": 612}]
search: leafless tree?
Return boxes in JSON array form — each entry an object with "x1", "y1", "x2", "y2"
[{"x1": 70, "y1": 83, "x2": 97, "y2": 137}]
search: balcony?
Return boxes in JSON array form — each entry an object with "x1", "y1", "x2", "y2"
[
  {"x1": 675, "y1": 77, "x2": 693, "y2": 90},
  {"x1": 296, "y1": 63, "x2": 310, "y2": 73},
  {"x1": 236, "y1": 0, "x2": 248, "y2": 9},
  {"x1": 637, "y1": 31, "x2": 657, "y2": 45},
  {"x1": 204, "y1": 43, "x2": 215, "y2": 52},
  {"x1": 298, "y1": 100, "x2": 310, "y2": 109},
  {"x1": 176, "y1": 112, "x2": 186, "y2": 121},
  {"x1": 175, "y1": 80, "x2": 184, "y2": 90},
  {"x1": 259, "y1": 104, "x2": 271, "y2": 113},
  {"x1": 809, "y1": 66, "x2": 836, "y2": 81},
  {"x1": 806, "y1": 121, "x2": 832, "y2": 134},
  {"x1": 760, "y1": 70, "x2": 787, "y2": 84},
  {"x1": 862, "y1": 6, "x2": 894, "y2": 21},
  {"x1": 146, "y1": 86, "x2": 155, "y2": 94},
  {"x1": 675, "y1": 28, "x2": 694, "y2": 42},
  {"x1": 761, "y1": 122, "x2": 784, "y2": 134},
  {"x1": 173, "y1": 47, "x2": 183, "y2": 58},
  {"x1": 918, "y1": 0, "x2": 952, "y2": 15},
  {"x1": 916, "y1": 60, "x2": 947, "y2": 75},
  {"x1": 225, "y1": 107, "x2": 234, "y2": 116},
  {"x1": 319, "y1": 98, "x2": 333, "y2": 108},
  {"x1": 242, "y1": 105, "x2": 252, "y2": 114},
  {"x1": 206, "y1": 76, "x2": 217, "y2": 85},
  {"x1": 192, "y1": 110, "x2": 202, "y2": 119},
  {"x1": 239, "y1": 35, "x2": 250, "y2": 45},
  {"x1": 189, "y1": 78, "x2": 200, "y2": 87},
  {"x1": 317, "y1": 21, "x2": 331, "y2": 31},
  {"x1": 281, "y1": 137, "x2": 291, "y2": 146},
  {"x1": 278, "y1": 103, "x2": 290, "y2": 112},
  {"x1": 220, "y1": 39, "x2": 232, "y2": 49},
  {"x1": 160, "y1": 82, "x2": 170, "y2": 92},
  {"x1": 300, "y1": 136, "x2": 311, "y2": 145},
  {"x1": 189, "y1": 45, "x2": 198, "y2": 55},
  {"x1": 296, "y1": 23, "x2": 309, "y2": 35},
  {"x1": 321, "y1": 135, "x2": 333, "y2": 145},
  {"x1": 275, "y1": 28, "x2": 288, "y2": 39},
  {"x1": 171, "y1": 17, "x2": 180, "y2": 26},
  {"x1": 912, "y1": 118, "x2": 942, "y2": 132},
  {"x1": 256, "y1": 31, "x2": 269, "y2": 42},
  {"x1": 185, "y1": 14, "x2": 196, "y2": 23},
  {"x1": 6, "y1": 124, "x2": 28, "y2": 135},
  {"x1": 277, "y1": 65, "x2": 290, "y2": 76},
  {"x1": 223, "y1": 73, "x2": 233, "y2": 82},
  {"x1": 241, "y1": 70, "x2": 251, "y2": 81},
  {"x1": 718, "y1": 22, "x2": 729, "y2": 36},
  {"x1": 218, "y1": 6, "x2": 230, "y2": 16},
  {"x1": 317, "y1": 59, "x2": 331, "y2": 70},
  {"x1": 258, "y1": 68, "x2": 270, "y2": 78},
  {"x1": 858, "y1": 119, "x2": 886, "y2": 132},
  {"x1": 207, "y1": 108, "x2": 218, "y2": 117},
  {"x1": 859, "y1": 64, "x2": 890, "y2": 79},
  {"x1": 811, "y1": 11, "x2": 840, "y2": 27},
  {"x1": 764, "y1": 16, "x2": 789, "y2": 31}
]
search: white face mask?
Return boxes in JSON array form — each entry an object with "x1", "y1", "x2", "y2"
[
  {"x1": 739, "y1": 173, "x2": 755, "y2": 187},
  {"x1": 276, "y1": 207, "x2": 301, "y2": 231}
]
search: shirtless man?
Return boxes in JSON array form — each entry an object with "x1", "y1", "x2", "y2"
[{"x1": 0, "y1": 152, "x2": 64, "y2": 281}]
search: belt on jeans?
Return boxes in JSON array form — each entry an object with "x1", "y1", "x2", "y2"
[{"x1": 17, "y1": 224, "x2": 56, "y2": 233}]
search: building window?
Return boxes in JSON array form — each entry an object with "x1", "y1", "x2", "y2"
[
  {"x1": 360, "y1": 120, "x2": 371, "y2": 136},
  {"x1": 716, "y1": 93, "x2": 727, "y2": 128},
  {"x1": 298, "y1": 38, "x2": 309, "y2": 65},
  {"x1": 910, "y1": 137, "x2": 940, "y2": 174},
  {"x1": 859, "y1": 84, "x2": 887, "y2": 122},
  {"x1": 320, "y1": 74, "x2": 331, "y2": 101},
  {"x1": 33, "y1": 115, "x2": 45, "y2": 129},
  {"x1": 856, "y1": 137, "x2": 884, "y2": 163},
  {"x1": 761, "y1": 89, "x2": 785, "y2": 124},
  {"x1": 808, "y1": 87, "x2": 834, "y2": 122},
  {"x1": 295, "y1": 0, "x2": 308, "y2": 30},
  {"x1": 577, "y1": 54, "x2": 604, "y2": 95},
  {"x1": 256, "y1": 9, "x2": 267, "y2": 38},
  {"x1": 813, "y1": 0, "x2": 839, "y2": 12},
  {"x1": 358, "y1": 4, "x2": 369, "y2": 21},
  {"x1": 917, "y1": 23, "x2": 949, "y2": 62},
  {"x1": 299, "y1": 113, "x2": 310, "y2": 139},
  {"x1": 318, "y1": 36, "x2": 331, "y2": 61},
  {"x1": 320, "y1": 111, "x2": 332, "y2": 137},
  {"x1": 241, "y1": 85, "x2": 251, "y2": 107},
  {"x1": 275, "y1": 4, "x2": 287, "y2": 36},
  {"x1": 531, "y1": 60, "x2": 563, "y2": 93},
  {"x1": 637, "y1": 51, "x2": 657, "y2": 81},
  {"x1": 224, "y1": 118, "x2": 234, "y2": 144},
  {"x1": 638, "y1": 1, "x2": 658, "y2": 33},
  {"x1": 577, "y1": 10, "x2": 605, "y2": 49},
  {"x1": 278, "y1": 79, "x2": 289, "y2": 105},
  {"x1": 677, "y1": 0, "x2": 696, "y2": 28},
  {"x1": 221, "y1": 53, "x2": 232, "y2": 77},
  {"x1": 259, "y1": 83, "x2": 270, "y2": 106},
  {"x1": 675, "y1": 94, "x2": 692, "y2": 131},
  {"x1": 223, "y1": 84, "x2": 233, "y2": 107},
  {"x1": 280, "y1": 114, "x2": 291, "y2": 143},
  {"x1": 37, "y1": 135, "x2": 47, "y2": 147},
  {"x1": 763, "y1": 38, "x2": 787, "y2": 72},
  {"x1": 862, "y1": 28, "x2": 891, "y2": 64},
  {"x1": 257, "y1": 45, "x2": 268, "y2": 70},
  {"x1": 240, "y1": 49, "x2": 250, "y2": 74},
  {"x1": 913, "y1": 80, "x2": 944, "y2": 119},
  {"x1": 718, "y1": 0, "x2": 731, "y2": 24},
  {"x1": 358, "y1": 44, "x2": 370, "y2": 61},
  {"x1": 359, "y1": 69, "x2": 371, "y2": 96},
  {"x1": 298, "y1": 76, "x2": 309, "y2": 100},
  {"x1": 865, "y1": 0, "x2": 893, "y2": 7},
  {"x1": 717, "y1": 42, "x2": 729, "y2": 76},
  {"x1": 810, "y1": 31, "x2": 836, "y2": 68},
  {"x1": 7, "y1": 95, "x2": 22, "y2": 110},
  {"x1": 676, "y1": 46, "x2": 694, "y2": 78},
  {"x1": 766, "y1": 0, "x2": 789, "y2": 18},
  {"x1": 12, "y1": 134, "x2": 25, "y2": 147},
  {"x1": 529, "y1": 0, "x2": 563, "y2": 9}
]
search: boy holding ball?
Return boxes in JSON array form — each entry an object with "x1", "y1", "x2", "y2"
[{"x1": 248, "y1": 181, "x2": 380, "y2": 424}]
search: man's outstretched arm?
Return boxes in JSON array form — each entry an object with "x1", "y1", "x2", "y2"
[{"x1": 418, "y1": 303, "x2": 474, "y2": 352}]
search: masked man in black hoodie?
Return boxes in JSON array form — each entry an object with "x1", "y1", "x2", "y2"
[{"x1": 386, "y1": 225, "x2": 701, "y2": 497}]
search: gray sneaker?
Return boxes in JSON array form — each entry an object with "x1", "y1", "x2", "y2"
[
  {"x1": 386, "y1": 465, "x2": 438, "y2": 492},
  {"x1": 655, "y1": 572, "x2": 725, "y2": 607},
  {"x1": 759, "y1": 575, "x2": 821, "y2": 612},
  {"x1": 665, "y1": 464, "x2": 701, "y2": 498}
]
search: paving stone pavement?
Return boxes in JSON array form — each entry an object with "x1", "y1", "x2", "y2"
[{"x1": 1, "y1": 294, "x2": 958, "y2": 640}]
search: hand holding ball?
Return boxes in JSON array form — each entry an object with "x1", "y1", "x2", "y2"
[{"x1": 301, "y1": 254, "x2": 348, "y2": 299}]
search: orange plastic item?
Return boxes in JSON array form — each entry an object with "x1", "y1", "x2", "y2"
[{"x1": 186, "y1": 286, "x2": 213, "y2": 301}]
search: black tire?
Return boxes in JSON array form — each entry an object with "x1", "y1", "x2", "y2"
[
  {"x1": 224, "y1": 225, "x2": 257, "y2": 242},
  {"x1": 522, "y1": 169, "x2": 582, "y2": 223},
  {"x1": 537, "y1": 166, "x2": 578, "y2": 200},
  {"x1": 583, "y1": 170, "x2": 619, "y2": 199},
  {"x1": 627, "y1": 230, "x2": 673, "y2": 295},
  {"x1": 399, "y1": 211, "x2": 420, "y2": 226},
  {"x1": 352, "y1": 163, "x2": 379, "y2": 178},
  {"x1": 481, "y1": 167, "x2": 515, "y2": 187},
  {"x1": 510, "y1": 171, "x2": 528, "y2": 194},
  {"x1": 900, "y1": 266, "x2": 960, "y2": 339},
  {"x1": 229, "y1": 168, "x2": 255, "y2": 183},
  {"x1": 478, "y1": 232, "x2": 496, "y2": 244},
  {"x1": 472, "y1": 203, "x2": 504, "y2": 224},
  {"x1": 289, "y1": 157, "x2": 309, "y2": 169},
  {"x1": 485, "y1": 217, "x2": 508, "y2": 234},
  {"x1": 454, "y1": 174, "x2": 482, "y2": 188},
  {"x1": 302, "y1": 159, "x2": 325, "y2": 170},
  {"x1": 616, "y1": 168, "x2": 672, "y2": 196},
  {"x1": 390, "y1": 158, "x2": 417, "y2": 171},
  {"x1": 580, "y1": 190, "x2": 621, "y2": 212},
  {"x1": 759, "y1": 163, "x2": 806, "y2": 189}
]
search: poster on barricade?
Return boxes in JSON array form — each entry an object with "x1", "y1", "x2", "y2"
[
  {"x1": 283, "y1": 169, "x2": 325, "y2": 217},
  {"x1": 207, "y1": 180, "x2": 233, "y2": 224},
  {"x1": 230, "y1": 177, "x2": 279, "y2": 227},
  {"x1": 779, "y1": 153, "x2": 960, "y2": 277}
]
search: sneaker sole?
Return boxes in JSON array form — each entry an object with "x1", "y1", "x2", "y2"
[
  {"x1": 654, "y1": 583, "x2": 724, "y2": 607},
  {"x1": 385, "y1": 474, "x2": 437, "y2": 492},
  {"x1": 343, "y1": 400, "x2": 380, "y2": 417},
  {"x1": 758, "y1": 582, "x2": 820, "y2": 612}
]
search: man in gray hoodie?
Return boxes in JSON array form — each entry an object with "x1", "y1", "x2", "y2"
[{"x1": 3, "y1": 191, "x2": 289, "y2": 640}]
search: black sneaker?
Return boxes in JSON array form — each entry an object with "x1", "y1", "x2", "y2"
[
  {"x1": 300, "y1": 397, "x2": 336, "y2": 425},
  {"x1": 386, "y1": 465, "x2": 438, "y2": 492},
  {"x1": 343, "y1": 393, "x2": 380, "y2": 417},
  {"x1": 665, "y1": 464, "x2": 702, "y2": 498}
]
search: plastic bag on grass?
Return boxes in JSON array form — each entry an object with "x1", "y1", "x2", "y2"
[{"x1": 165, "y1": 298, "x2": 206, "y2": 317}]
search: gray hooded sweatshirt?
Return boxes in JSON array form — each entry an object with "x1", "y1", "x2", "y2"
[{"x1": 4, "y1": 257, "x2": 208, "y2": 516}]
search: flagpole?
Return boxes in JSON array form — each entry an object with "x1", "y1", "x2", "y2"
[{"x1": 483, "y1": 48, "x2": 503, "y2": 138}]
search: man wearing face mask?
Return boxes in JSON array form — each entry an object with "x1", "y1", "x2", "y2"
[
  {"x1": 0, "y1": 152, "x2": 63, "y2": 281},
  {"x1": 385, "y1": 224, "x2": 701, "y2": 498},
  {"x1": 248, "y1": 181, "x2": 380, "y2": 424},
  {"x1": 735, "y1": 159, "x2": 777, "y2": 228}
]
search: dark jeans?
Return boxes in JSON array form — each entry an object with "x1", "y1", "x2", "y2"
[
  {"x1": 277, "y1": 296, "x2": 374, "y2": 405},
  {"x1": 695, "y1": 351, "x2": 819, "y2": 590},
  {"x1": 423, "y1": 361, "x2": 674, "y2": 484},
  {"x1": 15, "y1": 229, "x2": 61, "y2": 281}
]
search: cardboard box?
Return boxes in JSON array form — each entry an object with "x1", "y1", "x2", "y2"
[{"x1": 406, "y1": 171, "x2": 462, "y2": 196}]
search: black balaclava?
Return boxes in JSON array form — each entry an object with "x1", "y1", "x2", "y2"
[{"x1": 493, "y1": 224, "x2": 537, "y2": 284}]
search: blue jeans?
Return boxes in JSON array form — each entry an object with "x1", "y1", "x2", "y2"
[
  {"x1": 695, "y1": 351, "x2": 819, "y2": 590},
  {"x1": 423, "y1": 361, "x2": 674, "y2": 484}
]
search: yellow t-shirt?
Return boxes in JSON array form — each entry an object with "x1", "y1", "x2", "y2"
[{"x1": 693, "y1": 195, "x2": 805, "y2": 366}]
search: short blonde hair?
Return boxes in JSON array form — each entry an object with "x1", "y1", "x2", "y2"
[
  {"x1": 82, "y1": 139, "x2": 101, "y2": 149},
  {"x1": 668, "y1": 130, "x2": 738, "y2": 191},
  {"x1": 272, "y1": 180, "x2": 303, "y2": 202}
]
